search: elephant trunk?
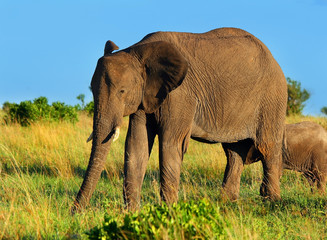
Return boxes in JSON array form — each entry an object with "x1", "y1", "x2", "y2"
[{"x1": 71, "y1": 115, "x2": 120, "y2": 214}]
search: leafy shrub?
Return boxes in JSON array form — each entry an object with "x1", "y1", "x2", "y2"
[
  {"x1": 51, "y1": 101, "x2": 78, "y2": 122},
  {"x1": 84, "y1": 101, "x2": 94, "y2": 116},
  {"x1": 87, "y1": 199, "x2": 227, "y2": 239},
  {"x1": 75, "y1": 92, "x2": 94, "y2": 116},
  {"x1": 3, "y1": 97, "x2": 78, "y2": 126}
]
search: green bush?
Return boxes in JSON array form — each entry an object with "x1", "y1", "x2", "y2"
[
  {"x1": 87, "y1": 199, "x2": 227, "y2": 239},
  {"x1": 75, "y1": 92, "x2": 93, "y2": 116},
  {"x1": 52, "y1": 101, "x2": 78, "y2": 122},
  {"x1": 84, "y1": 101, "x2": 94, "y2": 116},
  {"x1": 3, "y1": 97, "x2": 78, "y2": 126}
]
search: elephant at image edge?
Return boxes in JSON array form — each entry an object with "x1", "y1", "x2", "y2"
[
  {"x1": 241, "y1": 121, "x2": 327, "y2": 193},
  {"x1": 71, "y1": 27, "x2": 288, "y2": 212}
]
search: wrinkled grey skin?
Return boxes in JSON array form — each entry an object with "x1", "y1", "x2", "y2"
[
  {"x1": 71, "y1": 28, "x2": 287, "y2": 212},
  {"x1": 243, "y1": 122, "x2": 327, "y2": 193}
]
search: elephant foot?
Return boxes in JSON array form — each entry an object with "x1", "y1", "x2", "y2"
[
  {"x1": 260, "y1": 183, "x2": 281, "y2": 201},
  {"x1": 123, "y1": 192, "x2": 141, "y2": 211},
  {"x1": 160, "y1": 189, "x2": 178, "y2": 205},
  {"x1": 220, "y1": 186, "x2": 240, "y2": 202},
  {"x1": 125, "y1": 202, "x2": 140, "y2": 211}
]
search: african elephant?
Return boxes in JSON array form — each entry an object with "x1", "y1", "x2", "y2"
[
  {"x1": 240, "y1": 121, "x2": 327, "y2": 193},
  {"x1": 71, "y1": 27, "x2": 287, "y2": 212}
]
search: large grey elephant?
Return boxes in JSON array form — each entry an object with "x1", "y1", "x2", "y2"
[
  {"x1": 71, "y1": 27, "x2": 287, "y2": 212},
  {"x1": 241, "y1": 121, "x2": 327, "y2": 193}
]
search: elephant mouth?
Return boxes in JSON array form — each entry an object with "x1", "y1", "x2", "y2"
[{"x1": 86, "y1": 127, "x2": 120, "y2": 143}]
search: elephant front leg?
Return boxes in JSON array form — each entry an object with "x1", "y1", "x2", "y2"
[
  {"x1": 159, "y1": 144, "x2": 182, "y2": 203},
  {"x1": 124, "y1": 111, "x2": 156, "y2": 210},
  {"x1": 158, "y1": 129, "x2": 191, "y2": 204},
  {"x1": 221, "y1": 143, "x2": 245, "y2": 201}
]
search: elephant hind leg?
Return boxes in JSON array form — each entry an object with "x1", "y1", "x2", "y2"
[
  {"x1": 221, "y1": 140, "x2": 254, "y2": 201},
  {"x1": 257, "y1": 142, "x2": 283, "y2": 201},
  {"x1": 221, "y1": 147, "x2": 243, "y2": 201}
]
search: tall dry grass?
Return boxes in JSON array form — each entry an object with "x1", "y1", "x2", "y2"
[
  {"x1": 0, "y1": 113, "x2": 87, "y2": 238},
  {"x1": 0, "y1": 112, "x2": 138, "y2": 238},
  {"x1": 1, "y1": 113, "x2": 90, "y2": 177}
]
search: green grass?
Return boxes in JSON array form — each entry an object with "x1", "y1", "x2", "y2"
[{"x1": 0, "y1": 113, "x2": 326, "y2": 239}]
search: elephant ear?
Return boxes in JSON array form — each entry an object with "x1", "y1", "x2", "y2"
[
  {"x1": 104, "y1": 40, "x2": 119, "y2": 55},
  {"x1": 130, "y1": 41, "x2": 188, "y2": 113}
]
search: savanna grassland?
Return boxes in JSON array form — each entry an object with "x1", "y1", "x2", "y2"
[{"x1": 0, "y1": 112, "x2": 327, "y2": 239}]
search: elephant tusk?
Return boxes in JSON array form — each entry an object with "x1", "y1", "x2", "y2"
[
  {"x1": 113, "y1": 127, "x2": 120, "y2": 142},
  {"x1": 87, "y1": 128, "x2": 120, "y2": 143},
  {"x1": 86, "y1": 132, "x2": 93, "y2": 143}
]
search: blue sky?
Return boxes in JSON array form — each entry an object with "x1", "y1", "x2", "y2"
[{"x1": 0, "y1": 0, "x2": 326, "y2": 115}]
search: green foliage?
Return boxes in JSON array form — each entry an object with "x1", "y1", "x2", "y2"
[
  {"x1": 321, "y1": 107, "x2": 327, "y2": 115},
  {"x1": 287, "y1": 77, "x2": 310, "y2": 116},
  {"x1": 2, "y1": 96, "x2": 78, "y2": 126},
  {"x1": 84, "y1": 101, "x2": 94, "y2": 116},
  {"x1": 75, "y1": 93, "x2": 94, "y2": 116},
  {"x1": 52, "y1": 101, "x2": 78, "y2": 122},
  {"x1": 87, "y1": 199, "x2": 227, "y2": 239}
]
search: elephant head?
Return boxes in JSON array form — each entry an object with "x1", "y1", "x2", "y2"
[{"x1": 71, "y1": 40, "x2": 188, "y2": 212}]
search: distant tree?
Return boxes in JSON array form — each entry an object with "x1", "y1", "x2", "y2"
[
  {"x1": 321, "y1": 107, "x2": 327, "y2": 115},
  {"x1": 287, "y1": 77, "x2": 310, "y2": 116},
  {"x1": 77, "y1": 94, "x2": 86, "y2": 109}
]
